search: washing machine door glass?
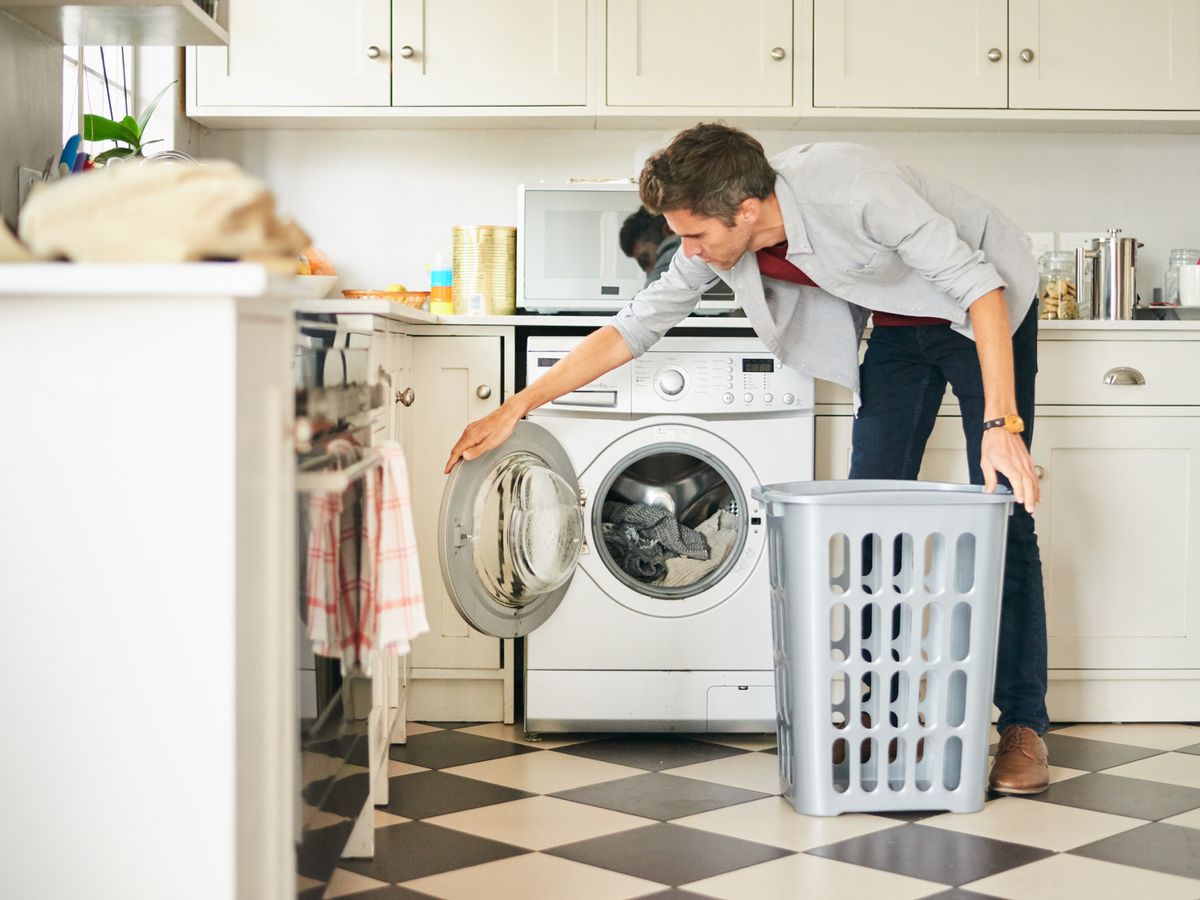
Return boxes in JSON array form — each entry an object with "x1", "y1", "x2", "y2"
[{"x1": 439, "y1": 420, "x2": 583, "y2": 638}]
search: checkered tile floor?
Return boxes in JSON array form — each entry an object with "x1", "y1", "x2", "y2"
[{"x1": 303, "y1": 722, "x2": 1200, "y2": 899}]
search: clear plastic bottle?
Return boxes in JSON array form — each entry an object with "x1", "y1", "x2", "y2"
[
  {"x1": 429, "y1": 255, "x2": 454, "y2": 316},
  {"x1": 1038, "y1": 251, "x2": 1080, "y2": 320},
  {"x1": 1163, "y1": 248, "x2": 1200, "y2": 306}
]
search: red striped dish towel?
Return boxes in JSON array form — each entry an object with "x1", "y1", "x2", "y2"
[
  {"x1": 357, "y1": 440, "x2": 428, "y2": 671},
  {"x1": 305, "y1": 489, "x2": 358, "y2": 672}
]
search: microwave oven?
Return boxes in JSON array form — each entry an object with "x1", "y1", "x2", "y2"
[{"x1": 517, "y1": 180, "x2": 736, "y2": 315}]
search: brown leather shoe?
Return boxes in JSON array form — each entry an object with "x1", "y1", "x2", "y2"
[{"x1": 988, "y1": 725, "x2": 1050, "y2": 795}]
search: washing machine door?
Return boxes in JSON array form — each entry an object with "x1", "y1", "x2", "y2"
[{"x1": 438, "y1": 420, "x2": 584, "y2": 638}]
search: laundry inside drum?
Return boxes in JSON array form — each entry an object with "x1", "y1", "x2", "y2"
[{"x1": 599, "y1": 450, "x2": 745, "y2": 595}]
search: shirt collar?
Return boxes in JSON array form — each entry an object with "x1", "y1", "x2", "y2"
[{"x1": 773, "y1": 173, "x2": 812, "y2": 255}]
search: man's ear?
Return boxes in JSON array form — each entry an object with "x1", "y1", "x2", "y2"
[{"x1": 737, "y1": 198, "x2": 761, "y2": 226}]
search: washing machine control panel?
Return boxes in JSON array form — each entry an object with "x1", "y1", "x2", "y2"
[{"x1": 525, "y1": 336, "x2": 813, "y2": 416}]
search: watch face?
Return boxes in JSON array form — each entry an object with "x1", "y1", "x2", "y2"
[{"x1": 1005, "y1": 413, "x2": 1025, "y2": 433}]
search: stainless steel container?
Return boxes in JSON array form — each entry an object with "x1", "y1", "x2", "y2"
[
  {"x1": 1075, "y1": 228, "x2": 1144, "y2": 320},
  {"x1": 452, "y1": 225, "x2": 517, "y2": 316}
]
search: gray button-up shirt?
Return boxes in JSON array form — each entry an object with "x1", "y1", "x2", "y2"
[{"x1": 611, "y1": 142, "x2": 1038, "y2": 397}]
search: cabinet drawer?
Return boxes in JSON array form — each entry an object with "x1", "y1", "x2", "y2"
[{"x1": 1036, "y1": 340, "x2": 1200, "y2": 406}]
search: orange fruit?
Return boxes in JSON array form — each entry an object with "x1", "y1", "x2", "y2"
[{"x1": 304, "y1": 245, "x2": 336, "y2": 276}]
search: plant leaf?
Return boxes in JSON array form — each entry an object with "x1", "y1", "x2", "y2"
[
  {"x1": 120, "y1": 115, "x2": 141, "y2": 141},
  {"x1": 93, "y1": 147, "x2": 138, "y2": 163},
  {"x1": 83, "y1": 114, "x2": 140, "y2": 146},
  {"x1": 136, "y1": 79, "x2": 178, "y2": 136}
]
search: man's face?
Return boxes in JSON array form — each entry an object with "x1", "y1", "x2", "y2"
[{"x1": 662, "y1": 207, "x2": 752, "y2": 270}]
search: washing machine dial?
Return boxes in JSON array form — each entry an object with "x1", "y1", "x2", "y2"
[{"x1": 655, "y1": 366, "x2": 687, "y2": 398}]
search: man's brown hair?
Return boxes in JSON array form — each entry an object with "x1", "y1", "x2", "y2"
[{"x1": 639, "y1": 122, "x2": 776, "y2": 225}]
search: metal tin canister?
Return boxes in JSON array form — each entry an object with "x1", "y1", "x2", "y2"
[{"x1": 452, "y1": 225, "x2": 517, "y2": 316}]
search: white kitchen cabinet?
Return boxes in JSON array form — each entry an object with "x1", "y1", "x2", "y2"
[
  {"x1": 1009, "y1": 0, "x2": 1200, "y2": 111},
  {"x1": 812, "y1": 0, "x2": 1200, "y2": 112},
  {"x1": 813, "y1": 0, "x2": 1008, "y2": 109},
  {"x1": 193, "y1": 0, "x2": 391, "y2": 107},
  {"x1": 606, "y1": 0, "x2": 793, "y2": 107},
  {"x1": 392, "y1": 0, "x2": 588, "y2": 106},
  {"x1": 815, "y1": 328, "x2": 1200, "y2": 722},
  {"x1": 402, "y1": 331, "x2": 517, "y2": 721}
]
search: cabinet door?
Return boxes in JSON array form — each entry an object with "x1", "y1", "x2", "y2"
[
  {"x1": 1033, "y1": 416, "x2": 1200, "y2": 669},
  {"x1": 1009, "y1": 0, "x2": 1200, "y2": 110},
  {"x1": 194, "y1": 0, "x2": 391, "y2": 107},
  {"x1": 815, "y1": 414, "x2": 969, "y2": 481},
  {"x1": 406, "y1": 335, "x2": 504, "y2": 670},
  {"x1": 813, "y1": 0, "x2": 1007, "y2": 108},
  {"x1": 606, "y1": 0, "x2": 792, "y2": 107},
  {"x1": 392, "y1": 0, "x2": 587, "y2": 106}
]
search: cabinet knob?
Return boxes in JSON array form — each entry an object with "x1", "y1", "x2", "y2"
[
  {"x1": 399, "y1": 45, "x2": 415, "y2": 59},
  {"x1": 1019, "y1": 48, "x2": 1035, "y2": 63},
  {"x1": 770, "y1": 46, "x2": 787, "y2": 61},
  {"x1": 366, "y1": 45, "x2": 382, "y2": 59},
  {"x1": 1103, "y1": 366, "x2": 1145, "y2": 386},
  {"x1": 1035, "y1": 465, "x2": 1045, "y2": 481},
  {"x1": 396, "y1": 387, "x2": 415, "y2": 407},
  {"x1": 476, "y1": 385, "x2": 493, "y2": 400},
  {"x1": 987, "y1": 47, "x2": 1003, "y2": 62}
]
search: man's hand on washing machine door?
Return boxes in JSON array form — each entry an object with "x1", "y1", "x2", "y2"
[{"x1": 444, "y1": 400, "x2": 526, "y2": 473}]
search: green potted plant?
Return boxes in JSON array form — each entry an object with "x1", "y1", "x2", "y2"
[{"x1": 82, "y1": 80, "x2": 177, "y2": 163}]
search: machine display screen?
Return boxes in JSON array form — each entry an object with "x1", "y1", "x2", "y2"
[{"x1": 741, "y1": 359, "x2": 775, "y2": 373}]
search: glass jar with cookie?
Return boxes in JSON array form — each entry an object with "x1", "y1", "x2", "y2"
[{"x1": 1038, "y1": 251, "x2": 1081, "y2": 320}]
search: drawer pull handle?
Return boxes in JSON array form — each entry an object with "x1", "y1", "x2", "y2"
[
  {"x1": 1034, "y1": 465, "x2": 1045, "y2": 481},
  {"x1": 396, "y1": 387, "x2": 415, "y2": 407},
  {"x1": 476, "y1": 385, "x2": 493, "y2": 400},
  {"x1": 1103, "y1": 366, "x2": 1145, "y2": 386}
]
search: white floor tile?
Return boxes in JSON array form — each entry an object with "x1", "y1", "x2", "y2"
[
  {"x1": 1048, "y1": 764, "x2": 1090, "y2": 784},
  {"x1": 457, "y1": 722, "x2": 593, "y2": 750},
  {"x1": 698, "y1": 733, "x2": 778, "y2": 751},
  {"x1": 401, "y1": 721, "x2": 443, "y2": 737},
  {"x1": 322, "y1": 867, "x2": 390, "y2": 898},
  {"x1": 1103, "y1": 752, "x2": 1200, "y2": 790},
  {"x1": 444, "y1": 750, "x2": 644, "y2": 794},
  {"x1": 664, "y1": 751, "x2": 781, "y2": 794},
  {"x1": 1051, "y1": 723, "x2": 1200, "y2": 751},
  {"x1": 1160, "y1": 807, "x2": 1200, "y2": 830},
  {"x1": 373, "y1": 808, "x2": 409, "y2": 829},
  {"x1": 425, "y1": 795, "x2": 655, "y2": 850},
  {"x1": 920, "y1": 796, "x2": 1146, "y2": 851},
  {"x1": 674, "y1": 796, "x2": 898, "y2": 852},
  {"x1": 401, "y1": 852, "x2": 666, "y2": 900},
  {"x1": 682, "y1": 850, "x2": 944, "y2": 900},
  {"x1": 388, "y1": 759, "x2": 426, "y2": 778},
  {"x1": 964, "y1": 853, "x2": 1200, "y2": 900}
]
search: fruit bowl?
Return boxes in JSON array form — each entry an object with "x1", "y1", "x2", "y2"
[
  {"x1": 341, "y1": 289, "x2": 431, "y2": 310},
  {"x1": 292, "y1": 274, "x2": 338, "y2": 298}
]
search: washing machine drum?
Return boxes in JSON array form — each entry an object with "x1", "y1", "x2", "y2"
[{"x1": 439, "y1": 421, "x2": 585, "y2": 637}]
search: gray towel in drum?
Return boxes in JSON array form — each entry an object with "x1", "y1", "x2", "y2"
[{"x1": 601, "y1": 502, "x2": 710, "y2": 583}]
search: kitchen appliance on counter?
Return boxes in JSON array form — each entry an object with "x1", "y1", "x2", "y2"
[
  {"x1": 518, "y1": 180, "x2": 735, "y2": 315},
  {"x1": 1076, "y1": 228, "x2": 1144, "y2": 320}
]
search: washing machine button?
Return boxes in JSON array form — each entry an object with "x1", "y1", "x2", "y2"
[
  {"x1": 743, "y1": 392, "x2": 754, "y2": 404},
  {"x1": 722, "y1": 392, "x2": 734, "y2": 404},
  {"x1": 783, "y1": 392, "x2": 795, "y2": 405},
  {"x1": 763, "y1": 393, "x2": 774, "y2": 404},
  {"x1": 655, "y1": 367, "x2": 686, "y2": 396}
]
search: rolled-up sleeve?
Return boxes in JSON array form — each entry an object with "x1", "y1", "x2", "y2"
[
  {"x1": 609, "y1": 248, "x2": 717, "y2": 357},
  {"x1": 856, "y1": 171, "x2": 1007, "y2": 312}
]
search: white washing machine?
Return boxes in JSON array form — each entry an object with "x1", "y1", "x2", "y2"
[{"x1": 439, "y1": 335, "x2": 813, "y2": 733}]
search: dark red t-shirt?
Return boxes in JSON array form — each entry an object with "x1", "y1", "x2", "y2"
[{"x1": 756, "y1": 241, "x2": 946, "y2": 326}]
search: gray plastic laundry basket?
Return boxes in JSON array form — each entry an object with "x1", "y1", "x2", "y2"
[{"x1": 751, "y1": 480, "x2": 1013, "y2": 816}]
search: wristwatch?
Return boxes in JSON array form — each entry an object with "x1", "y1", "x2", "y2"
[{"x1": 983, "y1": 413, "x2": 1025, "y2": 434}]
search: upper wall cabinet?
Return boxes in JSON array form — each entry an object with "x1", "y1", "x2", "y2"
[
  {"x1": 1008, "y1": 0, "x2": 1200, "y2": 110},
  {"x1": 813, "y1": 0, "x2": 1007, "y2": 108},
  {"x1": 392, "y1": 0, "x2": 587, "y2": 106},
  {"x1": 194, "y1": 0, "x2": 391, "y2": 106},
  {"x1": 813, "y1": 0, "x2": 1200, "y2": 111},
  {"x1": 192, "y1": 0, "x2": 587, "y2": 109},
  {"x1": 0, "y1": 0, "x2": 228, "y2": 46},
  {"x1": 606, "y1": 0, "x2": 793, "y2": 107}
]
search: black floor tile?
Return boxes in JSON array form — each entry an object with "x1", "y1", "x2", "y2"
[
  {"x1": 553, "y1": 734, "x2": 748, "y2": 771},
  {"x1": 1027, "y1": 772, "x2": 1200, "y2": 821},
  {"x1": 336, "y1": 887, "x2": 437, "y2": 899},
  {"x1": 1069, "y1": 822, "x2": 1200, "y2": 881},
  {"x1": 806, "y1": 823, "x2": 1053, "y2": 886},
  {"x1": 547, "y1": 822, "x2": 793, "y2": 886},
  {"x1": 419, "y1": 721, "x2": 476, "y2": 730},
  {"x1": 340, "y1": 822, "x2": 527, "y2": 883},
  {"x1": 1178, "y1": 742, "x2": 1200, "y2": 756},
  {"x1": 632, "y1": 890, "x2": 723, "y2": 899},
  {"x1": 388, "y1": 729, "x2": 539, "y2": 769},
  {"x1": 551, "y1": 772, "x2": 769, "y2": 821},
  {"x1": 920, "y1": 890, "x2": 1005, "y2": 900},
  {"x1": 383, "y1": 770, "x2": 536, "y2": 820},
  {"x1": 874, "y1": 809, "x2": 943, "y2": 822},
  {"x1": 1040, "y1": 733, "x2": 1162, "y2": 772}
]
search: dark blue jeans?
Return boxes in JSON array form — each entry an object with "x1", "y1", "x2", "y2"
[{"x1": 849, "y1": 301, "x2": 1049, "y2": 735}]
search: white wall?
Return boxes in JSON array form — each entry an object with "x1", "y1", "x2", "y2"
[
  {"x1": 201, "y1": 125, "x2": 1200, "y2": 299},
  {"x1": 0, "y1": 13, "x2": 61, "y2": 230}
]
